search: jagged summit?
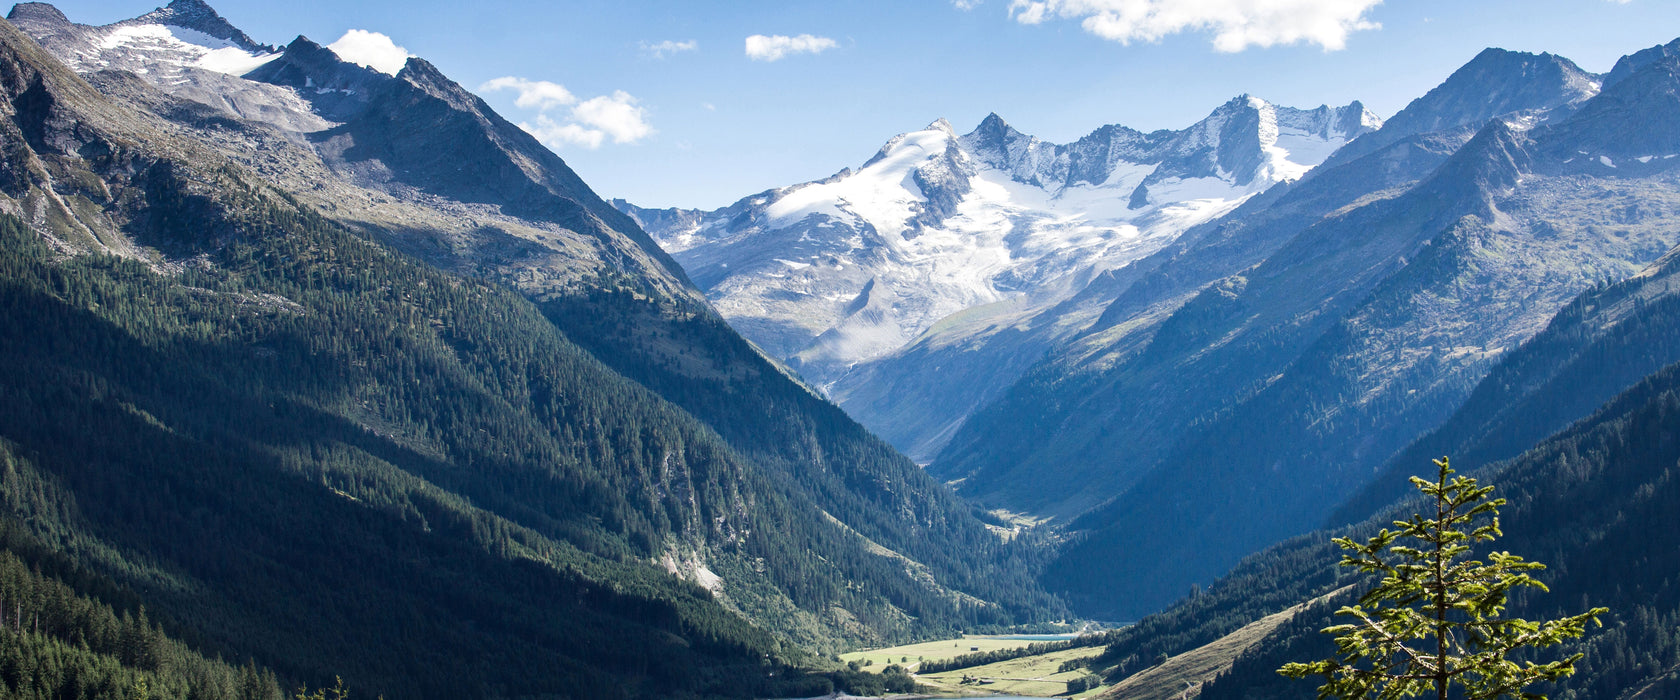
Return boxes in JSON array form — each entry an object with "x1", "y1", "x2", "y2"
[
  {"x1": 958, "y1": 112, "x2": 1033, "y2": 172},
  {"x1": 968, "y1": 112, "x2": 1020, "y2": 139},
  {"x1": 8, "y1": 0, "x2": 281, "y2": 80},
  {"x1": 1414, "y1": 118, "x2": 1533, "y2": 218},
  {"x1": 6, "y1": 2, "x2": 66, "y2": 25},
  {"x1": 1316, "y1": 46, "x2": 1603, "y2": 172},
  {"x1": 1384, "y1": 48, "x2": 1597, "y2": 139},
  {"x1": 960, "y1": 95, "x2": 1379, "y2": 191},
  {"x1": 129, "y1": 0, "x2": 274, "y2": 53},
  {"x1": 239, "y1": 35, "x2": 386, "y2": 119},
  {"x1": 1605, "y1": 36, "x2": 1680, "y2": 89},
  {"x1": 1546, "y1": 45, "x2": 1680, "y2": 159}
]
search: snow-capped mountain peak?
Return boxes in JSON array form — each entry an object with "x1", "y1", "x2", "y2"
[
  {"x1": 622, "y1": 97, "x2": 1381, "y2": 387},
  {"x1": 769, "y1": 121, "x2": 960, "y2": 240},
  {"x1": 130, "y1": 0, "x2": 273, "y2": 54},
  {"x1": 9, "y1": 0, "x2": 279, "y2": 79}
]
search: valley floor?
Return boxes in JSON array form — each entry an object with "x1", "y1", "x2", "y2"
[
  {"x1": 914, "y1": 645, "x2": 1107, "y2": 698},
  {"x1": 839, "y1": 594, "x2": 1337, "y2": 700}
]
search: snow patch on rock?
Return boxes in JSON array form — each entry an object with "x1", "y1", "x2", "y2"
[{"x1": 92, "y1": 23, "x2": 277, "y2": 76}]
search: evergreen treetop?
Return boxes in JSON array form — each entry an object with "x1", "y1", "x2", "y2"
[{"x1": 1280, "y1": 457, "x2": 1607, "y2": 700}]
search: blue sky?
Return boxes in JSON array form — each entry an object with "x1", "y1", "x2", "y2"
[{"x1": 46, "y1": 0, "x2": 1680, "y2": 209}]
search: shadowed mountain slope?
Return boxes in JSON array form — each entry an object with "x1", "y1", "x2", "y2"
[{"x1": 0, "y1": 4, "x2": 1067, "y2": 696}]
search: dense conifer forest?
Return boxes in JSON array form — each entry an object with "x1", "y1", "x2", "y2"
[{"x1": 0, "y1": 188, "x2": 1030, "y2": 697}]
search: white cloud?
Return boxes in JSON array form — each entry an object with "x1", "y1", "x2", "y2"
[
  {"x1": 327, "y1": 29, "x2": 413, "y2": 76},
  {"x1": 744, "y1": 34, "x2": 839, "y2": 62},
  {"x1": 641, "y1": 39, "x2": 699, "y2": 58},
  {"x1": 479, "y1": 77, "x2": 577, "y2": 111},
  {"x1": 521, "y1": 114, "x2": 607, "y2": 149},
  {"x1": 485, "y1": 77, "x2": 655, "y2": 150},
  {"x1": 953, "y1": 0, "x2": 984, "y2": 8},
  {"x1": 571, "y1": 91, "x2": 654, "y2": 145},
  {"x1": 1007, "y1": 0, "x2": 1383, "y2": 52}
]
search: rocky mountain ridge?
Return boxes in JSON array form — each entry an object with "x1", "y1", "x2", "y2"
[{"x1": 8, "y1": 0, "x2": 694, "y2": 302}]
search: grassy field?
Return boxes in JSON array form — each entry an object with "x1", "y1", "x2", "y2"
[
  {"x1": 917, "y1": 645, "x2": 1109, "y2": 698},
  {"x1": 836, "y1": 590, "x2": 1340, "y2": 699},
  {"x1": 838, "y1": 634, "x2": 1061, "y2": 670}
]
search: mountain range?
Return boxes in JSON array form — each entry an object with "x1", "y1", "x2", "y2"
[
  {"x1": 950, "y1": 41, "x2": 1680, "y2": 619},
  {"x1": 5, "y1": 1, "x2": 1680, "y2": 699},
  {"x1": 620, "y1": 98, "x2": 1380, "y2": 461},
  {"x1": 629, "y1": 32, "x2": 1680, "y2": 624}
]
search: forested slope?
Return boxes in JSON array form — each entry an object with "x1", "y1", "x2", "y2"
[
  {"x1": 0, "y1": 205, "x2": 808, "y2": 698},
  {"x1": 0, "y1": 517, "x2": 294, "y2": 700},
  {"x1": 1194, "y1": 359, "x2": 1680, "y2": 700},
  {"x1": 1079, "y1": 356, "x2": 1680, "y2": 700}
]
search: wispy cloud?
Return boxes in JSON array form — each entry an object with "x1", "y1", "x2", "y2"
[
  {"x1": 481, "y1": 79, "x2": 654, "y2": 150},
  {"x1": 640, "y1": 39, "x2": 699, "y2": 58},
  {"x1": 744, "y1": 34, "x2": 839, "y2": 62},
  {"x1": 953, "y1": 0, "x2": 983, "y2": 9},
  {"x1": 327, "y1": 29, "x2": 413, "y2": 75},
  {"x1": 1008, "y1": 0, "x2": 1383, "y2": 52}
]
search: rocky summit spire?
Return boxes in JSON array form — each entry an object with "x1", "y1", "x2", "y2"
[
  {"x1": 131, "y1": 0, "x2": 275, "y2": 53},
  {"x1": 6, "y1": 3, "x2": 70, "y2": 27},
  {"x1": 960, "y1": 112, "x2": 1031, "y2": 171}
]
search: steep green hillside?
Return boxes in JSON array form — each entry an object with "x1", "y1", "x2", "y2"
[
  {"x1": 1075, "y1": 358, "x2": 1680, "y2": 700},
  {"x1": 1201, "y1": 361, "x2": 1680, "y2": 700},
  {"x1": 0, "y1": 518, "x2": 291, "y2": 700},
  {"x1": 11, "y1": 2, "x2": 1063, "y2": 648},
  {"x1": 542, "y1": 287, "x2": 1063, "y2": 633},
  {"x1": 0, "y1": 206, "x2": 808, "y2": 698}
]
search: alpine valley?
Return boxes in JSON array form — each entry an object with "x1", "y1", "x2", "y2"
[
  {"x1": 0, "y1": 2, "x2": 1062, "y2": 698},
  {"x1": 3, "y1": 2, "x2": 1680, "y2": 700}
]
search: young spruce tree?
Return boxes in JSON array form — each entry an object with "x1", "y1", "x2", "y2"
[{"x1": 1280, "y1": 457, "x2": 1607, "y2": 700}]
